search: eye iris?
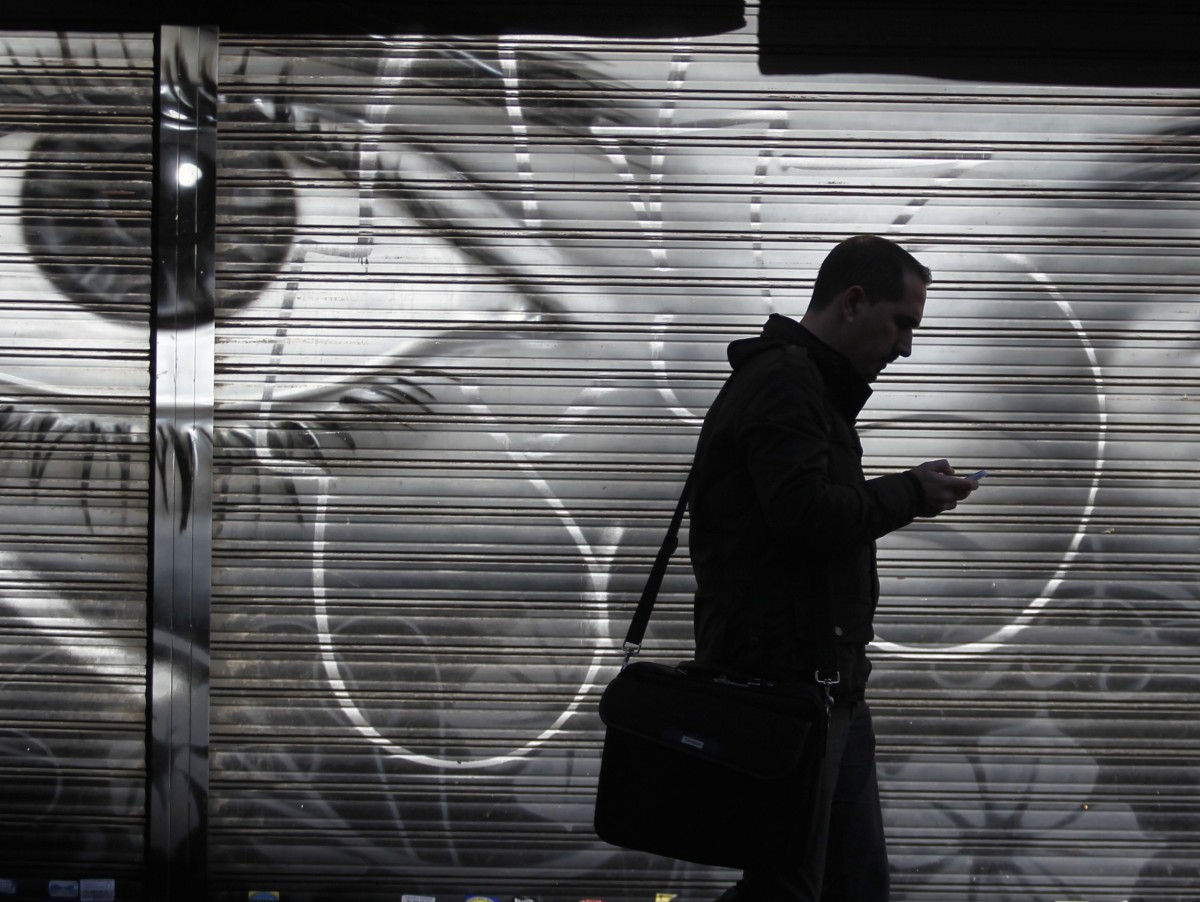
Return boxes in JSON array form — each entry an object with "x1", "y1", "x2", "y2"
[
  {"x1": 215, "y1": 148, "x2": 298, "y2": 313},
  {"x1": 20, "y1": 136, "x2": 296, "y2": 325},
  {"x1": 20, "y1": 135, "x2": 151, "y2": 324}
]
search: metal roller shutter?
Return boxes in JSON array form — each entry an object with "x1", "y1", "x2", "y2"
[
  {"x1": 0, "y1": 32, "x2": 153, "y2": 892},
  {"x1": 207, "y1": 12, "x2": 1199, "y2": 902}
]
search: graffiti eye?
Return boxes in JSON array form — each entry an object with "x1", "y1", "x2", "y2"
[
  {"x1": 213, "y1": 148, "x2": 298, "y2": 312},
  {"x1": 16, "y1": 134, "x2": 296, "y2": 327},
  {"x1": 19, "y1": 134, "x2": 149, "y2": 324}
]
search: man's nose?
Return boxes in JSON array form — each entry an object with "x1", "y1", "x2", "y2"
[{"x1": 897, "y1": 334, "x2": 913, "y2": 357}]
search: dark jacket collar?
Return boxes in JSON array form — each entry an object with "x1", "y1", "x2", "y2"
[{"x1": 728, "y1": 313, "x2": 872, "y2": 421}]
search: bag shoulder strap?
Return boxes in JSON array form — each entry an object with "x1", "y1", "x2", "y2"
[
  {"x1": 621, "y1": 467, "x2": 693, "y2": 661},
  {"x1": 621, "y1": 468, "x2": 840, "y2": 705}
]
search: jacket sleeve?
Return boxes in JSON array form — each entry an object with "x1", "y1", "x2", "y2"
[{"x1": 737, "y1": 353, "x2": 922, "y2": 548}]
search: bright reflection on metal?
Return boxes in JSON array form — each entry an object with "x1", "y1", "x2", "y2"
[{"x1": 176, "y1": 161, "x2": 202, "y2": 187}]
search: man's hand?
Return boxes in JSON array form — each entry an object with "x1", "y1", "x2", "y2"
[{"x1": 909, "y1": 459, "x2": 981, "y2": 517}]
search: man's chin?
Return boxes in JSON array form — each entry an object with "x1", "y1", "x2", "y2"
[{"x1": 874, "y1": 358, "x2": 899, "y2": 379}]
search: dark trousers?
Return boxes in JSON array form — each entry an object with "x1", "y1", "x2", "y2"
[{"x1": 715, "y1": 701, "x2": 889, "y2": 902}]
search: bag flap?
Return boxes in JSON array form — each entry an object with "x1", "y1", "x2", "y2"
[{"x1": 598, "y1": 660, "x2": 822, "y2": 777}]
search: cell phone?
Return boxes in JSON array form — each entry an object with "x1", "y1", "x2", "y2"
[{"x1": 965, "y1": 469, "x2": 988, "y2": 481}]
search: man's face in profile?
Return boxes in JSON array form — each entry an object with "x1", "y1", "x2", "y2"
[{"x1": 841, "y1": 271, "x2": 926, "y2": 384}]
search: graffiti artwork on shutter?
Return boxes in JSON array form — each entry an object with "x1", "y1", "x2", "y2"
[{"x1": 1, "y1": 21, "x2": 1198, "y2": 902}]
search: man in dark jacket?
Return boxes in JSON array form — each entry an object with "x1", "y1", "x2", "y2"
[{"x1": 691, "y1": 235, "x2": 979, "y2": 902}]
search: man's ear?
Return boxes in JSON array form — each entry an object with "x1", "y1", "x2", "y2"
[{"x1": 839, "y1": 285, "x2": 867, "y2": 321}]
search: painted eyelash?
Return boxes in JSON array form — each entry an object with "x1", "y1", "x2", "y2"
[{"x1": 0, "y1": 402, "x2": 137, "y2": 530}]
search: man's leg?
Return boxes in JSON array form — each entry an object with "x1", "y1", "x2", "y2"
[
  {"x1": 713, "y1": 702, "x2": 854, "y2": 901},
  {"x1": 819, "y1": 702, "x2": 889, "y2": 901}
]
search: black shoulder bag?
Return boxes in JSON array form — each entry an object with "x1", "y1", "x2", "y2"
[{"x1": 592, "y1": 471, "x2": 839, "y2": 871}]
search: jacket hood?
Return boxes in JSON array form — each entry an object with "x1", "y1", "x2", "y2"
[
  {"x1": 726, "y1": 312, "x2": 805, "y2": 369},
  {"x1": 727, "y1": 313, "x2": 872, "y2": 419}
]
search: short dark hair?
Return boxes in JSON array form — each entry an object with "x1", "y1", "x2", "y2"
[{"x1": 809, "y1": 235, "x2": 932, "y2": 311}]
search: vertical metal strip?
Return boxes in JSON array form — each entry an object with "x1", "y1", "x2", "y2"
[{"x1": 149, "y1": 24, "x2": 218, "y2": 901}]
